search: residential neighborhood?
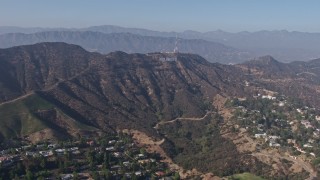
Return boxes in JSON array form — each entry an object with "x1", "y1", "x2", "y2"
[
  {"x1": 227, "y1": 93, "x2": 320, "y2": 173},
  {"x1": 0, "y1": 133, "x2": 179, "y2": 179}
]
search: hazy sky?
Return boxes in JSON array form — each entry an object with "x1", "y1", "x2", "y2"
[{"x1": 1, "y1": 0, "x2": 320, "y2": 32}]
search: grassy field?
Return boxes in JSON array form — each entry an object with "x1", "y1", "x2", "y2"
[{"x1": 229, "y1": 173, "x2": 265, "y2": 180}]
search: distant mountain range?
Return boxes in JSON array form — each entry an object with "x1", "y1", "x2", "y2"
[
  {"x1": 0, "y1": 31, "x2": 250, "y2": 64},
  {"x1": 1, "y1": 25, "x2": 320, "y2": 62}
]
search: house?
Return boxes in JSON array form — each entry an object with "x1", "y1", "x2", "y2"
[
  {"x1": 308, "y1": 139, "x2": 315, "y2": 144},
  {"x1": 21, "y1": 145, "x2": 32, "y2": 150},
  {"x1": 123, "y1": 161, "x2": 131, "y2": 167},
  {"x1": 111, "y1": 165, "x2": 121, "y2": 171},
  {"x1": 295, "y1": 146, "x2": 306, "y2": 154},
  {"x1": 296, "y1": 109, "x2": 303, "y2": 114},
  {"x1": 269, "y1": 142, "x2": 281, "y2": 147},
  {"x1": 138, "y1": 159, "x2": 150, "y2": 164},
  {"x1": 87, "y1": 140, "x2": 95, "y2": 146},
  {"x1": 70, "y1": 147, "x2": 78, "y2": 151},
  {"x1": 125, "y1": 173, "x2": 132, "y2": 178},
  {"x1": 48, "y1": 144, "x2": 58, "y2": 149},
  {"x1": 113, "y1": 152, "x2": 121, "y2": 158},
  {"x1": 135, "y1": 153, "x2": 145, "y2": 160},
  {"x1": 26, "y1": 151, "x2": 39, "y2": 157},
  {"x1": 301, "y1": 120, "x2": 313, "y2": 129},
  {"x1": 262, "y1": 95, "x2": 276, "y2": 100},
  {"x1": 268, "y1": 135, "x2": 280, "y2": 140},
  {"x1": 135, "y1": 171, "x2": 142, "y2": 176},
  {"x1": 303, "y1": 144, "x2": 313, "y2": 148},
  {"x1": 106, "y1": 147, "x2": 115, "y2": 151},
  {"x1": 269, "y1": 138, "x2": 280, "y2": 147},
  {"x1": 36, "y1": 144, "x2": 46, "y2": 149},
  {"x1": 255, "y1": 133, "x2": 267, "y2": 139},
  {"x1": 39, "y1": 150, "x2": 53, "y2": 157},
  {"x1": 55, "y1": 149, "x2": 66, "y2": 155},
  {"x1": 155, "y1": 171, "x2": 166, "y2": 177},
  {"x1": 61, "y1": 174, "x2": 73, "y2": 180}
]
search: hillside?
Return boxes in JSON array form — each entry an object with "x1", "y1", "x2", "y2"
[
  {"x1": 0, "y1": 93, "x2": 98, "y2": 142},
  {"x1": 0, "y1": 42, "x2": 249, "y2": 137},
  {"x1": 2, "y1": 43, "x2": 320, "y2": 178}
]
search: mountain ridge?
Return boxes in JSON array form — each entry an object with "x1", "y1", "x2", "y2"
[
  {"x1": 2, "y1": 25, "x2": 320, "y2": 61},
  {"x1": 0, "y1": 31, "x2": 251, "y2": 64}
]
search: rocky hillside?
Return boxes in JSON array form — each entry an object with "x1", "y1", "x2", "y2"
[{"x1": 0, "y1": 42, "x2": 249, "y2": 137}]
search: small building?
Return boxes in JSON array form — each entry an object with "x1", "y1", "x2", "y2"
[
  {"x1": 135, "y1": 171, "x2": 142, "y2": 176},
  {"x1": 262, "y1": 95, "x2": 276, "y2": 100},
  {"x1": 255, "y1": 133, "x2": 267, "y2": 139},
  {"x1": 155, "y1": 171, "x2": 166, "y2": 177},
  {"x1": 48, "y1": 144, "x2": 58, "y2": 149},
  {"x1": 55, "y1": 149, "x2": 66, "y2": 155},
  {"x1": 39, "y1": 150, "x2": 53, "y2": 157},
  {"x1": 106, "y1": 147, "x2": 115, "y2": 151},
  {"x1": 301, "y1": 120, "x2": 313, "y2": 129},
  {"x1": 87, "y1": 140, "x2": 95, "y2": 146},
  {"x1": 113, "y1": 152, "x2": 121, "y2": 158},
  {"x1": 303, "y1": 144, "x2": 313, "y2": 148},
  {"x1": 269, "y1": 142, "x2": 281, "y2": 147}
]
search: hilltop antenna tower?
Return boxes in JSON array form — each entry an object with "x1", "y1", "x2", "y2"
[{"x1": 173, "y1": 35, "x2": 179, "y2": 53}]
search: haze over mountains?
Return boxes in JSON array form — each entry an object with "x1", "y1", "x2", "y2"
[
  {"x1": 2, "y1": 25, "x2": 320, "y2": 62},
  {"x1": 0, "y1": 31, "x2": 249, "y2": 64}
]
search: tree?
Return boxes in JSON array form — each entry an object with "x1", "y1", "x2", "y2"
[
  {"x1": 103, "y1": 169, "x2": 111, "y2": 180},
  {"x1": 73, "y1": 171, "x2": 78, "y2": 180},
  {"x1": 173, "y1": 172, "x2": 180, "y2": 180},
  {"x1": 91, "y1": 171, "x2": 99, "y2": 180},
  {"x1": 140, "y1": 148, "x2": 146, "y2": 155},
  {"x1": 26, "y1": 170, "x2": 34, "y2": 180},
  {"x1": 40, "y1": 157, "x2": 46, "y2": 169}
]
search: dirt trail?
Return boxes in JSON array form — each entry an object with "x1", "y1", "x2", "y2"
[
  {"x1": 154, "y1": 111, "x2": 212, "y2": 129},
  {"x1": 123, "y1": 129, "x2": 204, "y2": 179},
  {"x1": 0, "y1": 92, "x2": 34, "y2": 106}
]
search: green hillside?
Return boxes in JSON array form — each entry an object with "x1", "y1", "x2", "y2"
[{"x1": 0, "y1": 93, "x2": 97, "y2": 140}]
